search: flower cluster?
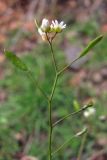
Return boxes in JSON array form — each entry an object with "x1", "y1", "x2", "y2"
[{"x1": 35, "y1": 18, "x2": 66, "y2": 41}]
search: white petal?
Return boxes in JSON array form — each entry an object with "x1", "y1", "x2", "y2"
[
  {"x1": 52, "y1": 20, "x2": 55, "y2": 25},
  {"x1": 38, "y1": 28, "x2": 43, "y2": 35},
  {"x1": 62, "y1": 24, "x2": 66, "y2": 28},
  {"x1": 55, "y1": 20, "x2": 58, "y2": 25},
  {"x1": 60, "y1": 21, "x2": 64, "y2": 26},
  {"x1": 41, "y1": 18, "x2": 50, "y2": 31},
  {"x1": 38, "y1": 28, "x2": 45, "y2": 36},
  {"x1": 50, "y1": 24, "x2": 54, "y2": 28},
  {"x1": 50, "y1": 19, "x2": 66, "y2": 32},
  {"x1": 42, "y1": 18, "x2": 48, "y2": 24}
]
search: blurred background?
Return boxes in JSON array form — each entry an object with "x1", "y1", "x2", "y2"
[{"x1": 0, "y1": 0, "x2": 107, "y2": 160}]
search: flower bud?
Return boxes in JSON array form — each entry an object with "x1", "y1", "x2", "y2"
[{"x1": 41, "y1": 18, "x2": 50, "y2": 32}]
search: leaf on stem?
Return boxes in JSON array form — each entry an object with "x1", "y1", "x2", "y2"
[
  {"x1": 4, "y1": 50, "x2": 28, "y2": 71},
  {"x1": 79, "y1": 35, "x2": 103, "y2": 58}
]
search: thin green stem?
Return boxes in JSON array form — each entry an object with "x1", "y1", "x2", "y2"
[
  {"x1": 48, "y1": 74, "x2": 59, "y2": 160},
  {"x1": 50, "y1": 74, "x2": 59, "y2": 101},
  {"x1": 58, "y1": 57, "x2": 79, "y2": 75},
  {"x1": 48, "y1": 101, "x2": 53, "y2": 160},
  {"x1": 53, "y1": 103, "x2": 93, "y2": 127},
  {"x1": 47, "y1": 34, "x2": 59, "y2": 160},
  {"x1": 50, "y1": 42, "x2": 58, "y2": 73},
  {"x1": 51, "y1": 32, "x2": 57, "y2": 41},
  {"x1": 77, "y1": 130, "x2": 88, "y2": 160},
  {"x1": 46, "y1": 33, "x2": 58, "y2": 74},
  {"x1": 27, "y1": 70, "x2": 49, "y2": 100}
]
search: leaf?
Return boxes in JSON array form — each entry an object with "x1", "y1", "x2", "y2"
[
  {"x1": 4, "y1": 50, "x2": 28, "y2": 71},
  {"x1": 79, "y1": 35, "x2": 103, "y2": 58}
]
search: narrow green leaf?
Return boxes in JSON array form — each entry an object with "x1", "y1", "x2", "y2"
[
  {"x1": 4, "y1": 50, "x2": 28, "y2": 71},
  {"x1": 79, "y1": 35, "x2": 103, "y2": 58}
]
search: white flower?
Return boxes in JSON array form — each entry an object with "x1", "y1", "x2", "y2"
[
  {"x1": 50, "y1": 20, "x2": 66, "y2": 33},
  {"x1": 83, "y1": 107, "x2": 96, "y2": 118},
  {"x1": 38, "y1": 28, "x2": 47, "y2": 41},
  {"x1": 35, "y1": 18, "x2": 66, "y2": 41},
  {"x1": 40, "y1": 18, "x2": 50, "y2": 32}
]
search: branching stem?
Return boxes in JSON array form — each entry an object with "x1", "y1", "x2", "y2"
[
  {"x1": 47, "y1": 34, "x2": 59, "y2": 160},
  {"x1": 46, "y1": 32, "x2": 93, "y2": 160}
]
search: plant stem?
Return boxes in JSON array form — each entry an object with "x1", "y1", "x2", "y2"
[
  {"x1": 46, "y1": 33, "x2": 58, "y2": 74},
  {"x1": 50, "y1": 74, "x2": 59, "y2": 101},
  {"x1": 48, "y1": 100, "x2": 53, "y2": 160},
  {"x1": 47, "y1": 33, "x2": 59, "y2": 160},
  {"x1": 50, "y1": 42, "x2": 58, "y2": 74},
  {"x1": 48, "y1": 74, "x2": 58, "y2": 160},
  {"x1": 53, "y1": 103, "x2": 93, "y2": 127},
  {"x1": 58, "y1": 57, "x2": 79, "y2": 75}
]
